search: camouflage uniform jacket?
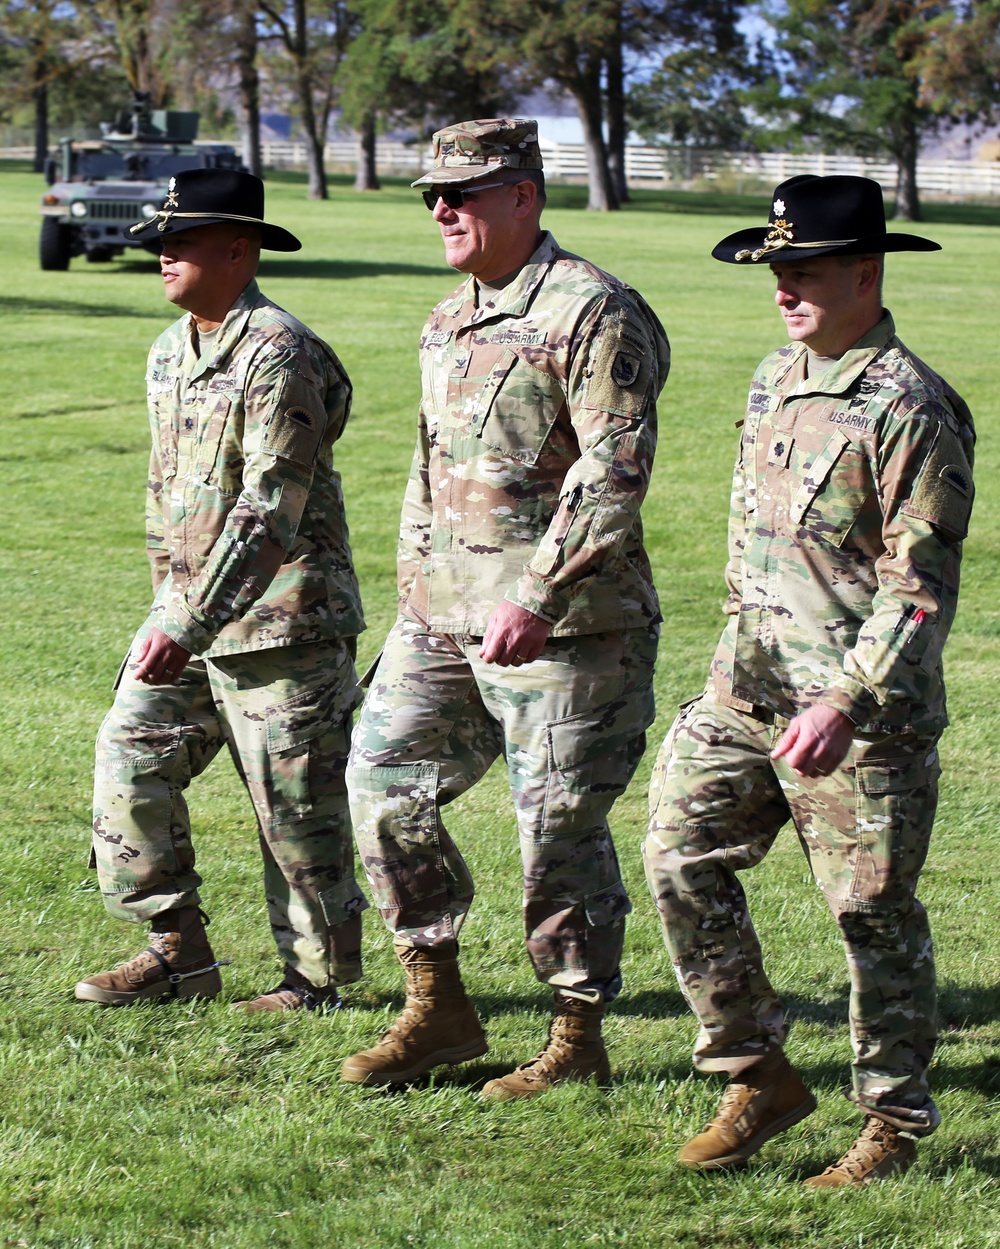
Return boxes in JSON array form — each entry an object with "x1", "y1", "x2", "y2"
[
  {"x1": 145, "y1": 279, "x2": 364, "y2": 657},
  {"x1": 710, "y1": 313, "x2": 974, "y2": 733},
  {"x1": 399, "y1": 231, "x2": 670, "y2": 636}
]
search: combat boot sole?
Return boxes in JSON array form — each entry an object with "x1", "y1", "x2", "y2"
[
  {"x1": 340, "y1": 1035, "x2": 489, "y2": 1086},
  {"x1": 74, "y1": 965, "x2": 224, "y2": 1006},
  {"x1": 680, "y1": 1090, "x2": 818, "y2": 1170}
]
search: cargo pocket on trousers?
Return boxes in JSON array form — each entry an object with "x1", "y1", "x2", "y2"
[
  {"x1": 318, "y1": 877, "x2": 370, "y2": 927},
  {"x1": 541, "y1": 681, "x2": 656, "y2": 833},
  {"x1": 851, "y1": 748, "x2": 940, "y2": 905},
  {"x1": 584, "y1": 880, "x2": 632, "y2": 927},
  {"x1": 548, "y1": 680, "x2": 655, "y2": 774},
  {"x1": 266, "y1": 688, "x2": 349, "y2": 823}
]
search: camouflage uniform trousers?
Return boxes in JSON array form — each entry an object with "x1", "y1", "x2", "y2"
[
  {"x1": 346, "y1": 616, "x2": 658, "y2": 1000},
  {"x1": 92, "y1": 630, "x2": 368, "y2": 988},
  {"x1": 643, "y1": 688, "x2": 941, "y2": 1136}
]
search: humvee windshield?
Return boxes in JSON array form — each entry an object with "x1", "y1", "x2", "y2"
[{"x1": 71, "y1": 149, "x2": 235, "y2": 182}]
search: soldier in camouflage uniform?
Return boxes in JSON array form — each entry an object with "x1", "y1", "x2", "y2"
[
  {"x1": 643, "y1": 176, "x2": 975, "y2": 1185},
  {"x1": 340, "y1": 119, "x2": 670, "y2": 1096},
  {"x1": 75, "y1": 169, "x2": 368, "y2": 1011}
]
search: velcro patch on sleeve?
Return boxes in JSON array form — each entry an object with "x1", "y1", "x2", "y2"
[
  {"x1": 901, "y1": 425, "x2": 975, "y2": 539},
  {"x1": 582, "y1": 312, "x2": 654, "y2": 417},
  {"x1": 263, "y1": 401, "x2": 324, "y2": 465}
]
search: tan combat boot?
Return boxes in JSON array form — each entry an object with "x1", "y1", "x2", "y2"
[
  {"x1": 481, "y1": 991, "x2": 610, "y2": 1102},
  {"x1": 678, "y1": 1053, "x2": 817, "y2": 1169},
  {"x1": 803, "y1": 1116, "x2": 917, "y2": 1188},
  {"x1": 339, "y1": 944, "x2": 487, "y2": 1085},
  {"x1": 234, "y1": 964, "x2": 340, "y2": 1013},
  {"x1": 74, "y1": 907, "x2": 227, "y2": 1005}
]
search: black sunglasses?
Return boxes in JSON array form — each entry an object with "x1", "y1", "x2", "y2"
[{"x1": 421, "y1": 180, "x2": 508, "y2": 211}]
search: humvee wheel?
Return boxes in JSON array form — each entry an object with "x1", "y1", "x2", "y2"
[{"x1": 40, "y1": 218, "x2": 73, "y2": 270}]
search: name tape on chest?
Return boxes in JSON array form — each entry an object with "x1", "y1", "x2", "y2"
[
  {"x1": 826, "y1": 410, "x2": 876, "y2": 433},
  {"x1": 490, "y1": 329, "x2": 547, "y2": 347}
]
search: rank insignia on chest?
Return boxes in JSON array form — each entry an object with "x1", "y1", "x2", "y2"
[{"x1": 611, "y1": 350, "x2": 641, "y2": 388}]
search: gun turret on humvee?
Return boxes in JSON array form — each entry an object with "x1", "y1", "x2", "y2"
[{"x1": 39, "y1": 93, "x2": 245, "y2": 270}]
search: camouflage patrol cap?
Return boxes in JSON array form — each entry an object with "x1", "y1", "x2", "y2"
[{"x1": 411, "y1": 118, "x2": 543, "y2": 187}]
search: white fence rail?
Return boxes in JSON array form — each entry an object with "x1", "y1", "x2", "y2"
[
  {"x1": 7, "y1": 138, "x2": 1000, "y2": 199},
  {"x1": 262, "y1": 139, "x2": 1000, "y2": 197}
]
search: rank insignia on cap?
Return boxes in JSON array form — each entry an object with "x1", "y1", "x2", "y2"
[
  {"x1": 611, "y1": 351, "x2": 641, "y2": 387},
  {"x1": 164, "y1": 176, "x2": 179, "y2": 209},
  {"x1": 773, "y1": 198, "x2": 785, "y2": 216}
]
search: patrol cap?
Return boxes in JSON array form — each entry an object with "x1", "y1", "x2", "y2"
[
  {"x1": 712, "y1": 175, "x2": 940, "y2": 264},
  {"x1": 411, "y1": 118, "x2": 543, "y2": 188},
  {"x1": 127, "y1": 168, "x2": 301, "y2": 251}
]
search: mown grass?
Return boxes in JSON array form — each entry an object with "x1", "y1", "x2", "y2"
[{"x1": 1, "y1": 165, "x2": 998, "y2": 1249}]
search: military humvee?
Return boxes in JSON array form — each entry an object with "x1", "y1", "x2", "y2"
[{"x1": 39, "y1": 93, "x2": 245, "y2": 270}]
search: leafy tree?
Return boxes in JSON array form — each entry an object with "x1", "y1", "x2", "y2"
[
  {"x1": 483, "y1": 1, "x2": 751, "y2": 211},
  {"x1": 0, "y1": 1, "x2": 122, "y2": 169},
  {"x1": 338, "y1": 0, "x2": 518, "y2": 191},
  {"x1": 626, "y1": 3, "x2": 760, "y2": 161},
  {"x1": 91, "y1": 0, "x2": 180, "y2": 105},
  {"x1": 914, "y1": 0, "x2": 1000, "y2": 123},
  {"x1": 259, "y1": 0, "x2": 357, "y2": 199},
  {"x1": 751, "y1": 0, "x2": 975, "y2": 222},
  {"x1": 496, "y1": 0, "x2": 622, "y2": 210}
]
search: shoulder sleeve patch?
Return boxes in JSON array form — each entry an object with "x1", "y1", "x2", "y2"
[
  {"x1": 582, "y1": 310, "x2": 655, "y2": 417},
  {"x1": 900, "y1": 424, "x2": 975, "y2": 539},
  {"x1": 264, "y1": 402, "x2": 323, "y2": 465}
]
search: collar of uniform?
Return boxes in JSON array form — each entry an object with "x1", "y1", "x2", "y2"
[
  {"x1": 452, "y1": 231, "x2": 560, "y2": 330},
  {"x1": 182, "y1": 278, "x2": 261, "y2": 378},
  {"x1": 781, "y1": 311, "x2": 896, "y2": 398}
]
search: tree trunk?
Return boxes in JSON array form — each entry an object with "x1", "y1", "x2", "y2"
[
  {"x1": 33, "y1": 71, "x2": 48, "y2": 174},
  {"x1": 572, "y1": 58, "x2": 618, "y2": 211},
  {"x1": 304, "y1": 121, "x2": 329, "y2": 200},
  {"x1": 604, "y1": 5, "x2": 629, "y2": 204},
  {"x1": 290, "y1": 0, "x2": 327, "y2": 199},
  {"x1": 235, "y1": 4, "x2": 262, "y2": 178},
  {"x1": 354, "y1": 112, "x2": 380, "y2": 190},
  {"x1": 892, "y1": 137, "x2": 921, "y2": 222}
]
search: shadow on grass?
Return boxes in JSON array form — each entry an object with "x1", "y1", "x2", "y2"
[
  {"x1": 109, "y1": 253, "x2": 447, "y2": 280},
  {"x1": 257, "y1": 257, "x2": 447, "y2": 280},
  {"x1": 938, "y1": 982, "x2": 1000, "y2": 1029},
  {"x1": 0, "y1": 294, "x2": 163, "y2": 318},
  {"x1": 6, "y1": 402, "x2": 127, "y2": 424}
]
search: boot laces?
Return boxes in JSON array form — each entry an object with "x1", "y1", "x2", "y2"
[
  {"x1": 709, "y1": 1081, "x2": 757, "y2": 1131},
  {"x1": 822, "y1": 1118, "x2": 903, "y2": 1179},
  {"x1": 377, "y1": 994, "x2": 442, "y2": 1044},
  {"x1": 514, "y1": 1017, "x2": 582, "y2": 1081}
]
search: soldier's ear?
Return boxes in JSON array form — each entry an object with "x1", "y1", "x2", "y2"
[
  {"x1": 511, "y1": 179, "x2": 538, "y2": 220},
  {"x1": 856, "y1": 257, "x2": 881, "y2": 298},
  {"x1": 230, "y1": 234, "x2": 254, "y2": 266}
]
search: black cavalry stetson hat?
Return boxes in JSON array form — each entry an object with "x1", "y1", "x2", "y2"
[
  {"x1": 128, "y1": 168, "x2": 301, "y2": 251},
  {"x1": 712, "y1": 174, "x2": 940, "y2": 264}
]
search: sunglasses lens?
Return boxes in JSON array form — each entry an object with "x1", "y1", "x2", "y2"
[{"x1": 423, "y1": 187, "x2": 466, "y2": 211}]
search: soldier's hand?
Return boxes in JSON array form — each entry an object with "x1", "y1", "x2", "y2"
[
  {"x1": 479, "y1": 602, "x2": 552, "y2": 667},
  {"x1": 131, "y1": 627, "x2": 192, "y2": 686},
  {"x1": 771, "y1": 705, "x2": 855, "y2": 778}
]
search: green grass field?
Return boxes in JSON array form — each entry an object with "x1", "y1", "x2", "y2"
[{"x1": 1, "y1": 164, "x2": 998, "y2": 1248}]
